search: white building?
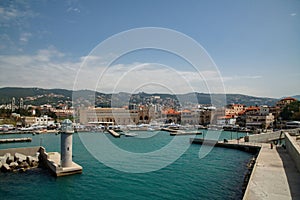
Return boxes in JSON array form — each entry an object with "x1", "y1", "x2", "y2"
[
  {"x1": 259, "y1": 105, "x2": 270, "y2": 115},
  {"x1": 246, "y1": 113, "x2": 274, "y2": 129},
  {"x1": 181, "y1": 109, "x2": 199, "y2": 125},
  {"x1": 217, "y1": 115, "x2": 237, "y2": 126}
]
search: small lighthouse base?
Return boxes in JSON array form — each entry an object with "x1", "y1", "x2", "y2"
[{"x1": 40, "y1": 149, "x2": 82, "y2": 177}]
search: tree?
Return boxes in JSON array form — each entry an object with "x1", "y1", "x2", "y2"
[{"x1": 280, "y1": 101, "x2": 300, "y2": 121}]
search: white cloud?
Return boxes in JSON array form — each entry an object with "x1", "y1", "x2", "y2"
[
  {"x1": 74, "y1": 61, "x2": 226, "y2": 94},
  {"x1": 19, "y1": 32, "x2": 32, "y2": 44},
  {"x1": 67, "y1": 7, "x2": 80, "y2": 13},
  {"x1": 290, "y1": 13, "x2": 297, "y2": 17},
  {"x1": 0, "y1": 2, "x2": 36, "y2": 26},
  {"x1": 0, "y1": 47, "x2": 79, "y2": 89},
  {"x1": 222, "y1": 75, "x2": 262, "y2": 82},
  {"x1": 0, "y1": 7, "x2": 19, "y2": 21},
  {"x1": 0, "y1": 48, "x2": 268, "y2": 96}
]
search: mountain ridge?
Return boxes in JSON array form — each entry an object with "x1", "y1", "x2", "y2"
[{"x1": 0, "y1": 87, "x2": 290, "y2": 106}]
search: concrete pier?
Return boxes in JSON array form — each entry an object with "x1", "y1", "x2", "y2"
[
  {"x1": 39, "y1": 147, "x2": 82, "y2": 177},
  {"x1": 190, "y1": 138, "x2": 261, "y2": 153},
  {"x1": 0, "y1": 137, "x2": 32, "y2": 143},
  {"x1": 107, "y1": 129, "x2": 120, "y2": 137},
  {"x1": 161, "y1": 128, "x2": 178, "y2": 133},
  {"x1": 243, "y1": 144, "x2": 300, "y2": 200},
  {"x1": 170, "y1": 131, "x2": 202, "y2": 136}
]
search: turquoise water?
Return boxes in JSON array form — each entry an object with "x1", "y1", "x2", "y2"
[{"x1": 0, "y1": 131, "x2": 252, "y2": 200}]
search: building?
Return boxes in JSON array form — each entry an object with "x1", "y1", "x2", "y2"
[
  {"x1": 217, "y1": 115, "x2": 236, "y2": 126},
  {"x1": 269, "y1": 106, "x2": 281, "y2": 120},
  {"x1": 138, "y1": 106, "x2": 151, "y2": 124},
  {"x1": 198, "y1": 107, "x2": 216, "y2": 125},
  {"x1": 246, "y1": 113, "x2": 274, "y2": 129},
  {"x1": 225, "y1": 104, "x2": 245, "y2": 116},
  {"x1": 259, "y1": 105, "x2": 270, "y2": 115},
  {"x1": 181, "y1": 109, "x2": 199, "y2": 125},
  {"x1": 286, "y1": 121, "x2": 300, "y2": 129},
  {"x1": 244, "y1": 106, "x2": 260, "y2": 116},
  {"x1": 162, "y1": 108, "x2": 181, "y2": 124},
  {"x1": 50, "y1": 108, "x2": 74, "y2": 118},
  {"x1": 79, "y1": 107, "x2": 139, "y2": 125},
  {"x1": 276, "y1": 97, "x2": 297, "y2": 109},
  {"x1": 24, "y1": 115, "x2": 54, "y2": 126}
]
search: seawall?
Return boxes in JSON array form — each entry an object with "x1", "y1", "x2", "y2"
[
  {"x1": 285, "y1": 132, "x2": 300, "y2": 173},
  {"x1": 245, "y1": 128, "x2": 300, "y2": 143},
  {"x1": 0, "y1": 146, "x2": 41, "y2": 157}
]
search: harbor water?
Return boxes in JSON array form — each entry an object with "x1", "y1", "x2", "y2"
[{"x1": 0, "y1": 131, "x2": 253, "y2": 200}]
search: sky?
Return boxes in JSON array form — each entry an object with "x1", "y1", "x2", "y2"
[{"x1": 0, "y1": 0, "x2": 299, "y2": 98}]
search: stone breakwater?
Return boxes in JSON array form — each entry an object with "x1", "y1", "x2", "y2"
[{"x1": 0, "y1": 149, "x2": 40, "y2": 173}]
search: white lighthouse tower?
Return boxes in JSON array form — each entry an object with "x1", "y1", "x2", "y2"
[{"x1": 60, "y1": 119, "x2": 74, "y2": 168}]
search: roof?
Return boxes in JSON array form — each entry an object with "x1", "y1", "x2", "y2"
[
  {"x1": 246, "y1": 106, "x2": 260, "y2": 111},
  {"x1": 218, "y1": 115, "x2": 235, "y2": 119},
  {"x1": 163, "y1": 108, "x2": 180, "y2": 115},
  {"x1": 280, "y1": 97, "x2": 297, "y2": 101}
]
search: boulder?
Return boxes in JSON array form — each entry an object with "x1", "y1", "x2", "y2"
[
  {"x1": 15, "y1": 153, "x2": 27, "y2": 163},
  {"x1": 1, "y1": 163, "x2": 11, "y2": 172}
]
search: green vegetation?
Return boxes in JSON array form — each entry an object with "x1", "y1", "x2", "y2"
[{"x1": 280, "y1": 101, "x2": 300, "y2": 121}]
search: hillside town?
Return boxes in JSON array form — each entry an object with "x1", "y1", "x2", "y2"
[{"x1": 0, "y1": 93, "x2": 299, "y2": 133}]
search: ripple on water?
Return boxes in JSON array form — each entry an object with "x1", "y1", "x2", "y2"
[{"x1": 0, "y1": 131, "x2": 252, "y2": 200}]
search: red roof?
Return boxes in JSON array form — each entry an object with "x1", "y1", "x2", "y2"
[
  {"x1": 246, "y1": 106, "x2": 260, "y2": 111},
  {"x1": 163, "y1": 109, "x2": 180, "y2": 115},
  {"x1": 218, "y1": 115, "x2": 235, "y2": 119},
  {"x1": 281, "y1": 97, "x2": 297, "y2": 101}
]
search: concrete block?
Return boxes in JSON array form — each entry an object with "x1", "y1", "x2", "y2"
[
  {"x1": 1, "y1": 163, "x2": 11, "y2": 172},
  {"x1": 15, "y1": 153, "x2": 27, "y2": 163},
  {"x1": 0, "y1": 156, "x2": 6, "y2": 165},
  {"x1": 9, "y1": 162, "x2": 18, "y2": 169},
  {"x1": 19, "y1": 161, "x2": 29, "y2": 169},
  {"x1": 6, "y1": 155, "x2": 14, "y2": 164},
  {"x1": 27, "y1": 156, "x2": 39, "y2": 167}
]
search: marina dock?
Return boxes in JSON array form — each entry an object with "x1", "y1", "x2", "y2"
[
  {"x1": 161, "y1": 128, "x2": 178, "y2": 133},
  {"x1": 0, "y1": 130, "x2": 58, "y2": 135},
  {"x1": 170, "y1": 131, "x2": 202, "y2": 136},
  {"x1": 107, "y1": 129, "x2": 120, "y2": 137},
  {"x1": 190, "y1": 138, "x2": 261, "y2": 153},
  {"x1": 0, "y1": 137, "x2": 32, "y2": 143}
]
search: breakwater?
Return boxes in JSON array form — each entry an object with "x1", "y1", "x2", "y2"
[
  {"x1": 190, "y1": 138, "x2": 261, "y2": 153},
  {"x1": 0, "y1": 146, "x2": 40, "y2": 173},
  {"x1": 0, "y1": 130, "x2": 58, "y2": 135},
  {"x1": 0, "y1": 137, "x2": 32, "y2": 143}
]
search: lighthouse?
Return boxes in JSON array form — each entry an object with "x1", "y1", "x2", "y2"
[{"x1": 60, "y1": 119, "x2": 74, "y2": 168}]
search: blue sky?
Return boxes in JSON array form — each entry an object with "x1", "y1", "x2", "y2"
[{"x1": 0, "y1": 0, "x2": 299, "y2": 98}]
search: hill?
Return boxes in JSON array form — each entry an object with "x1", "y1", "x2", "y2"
[
  {"x1": 0, "y1": 87, "x2": 279, "y2": 107},
  {"x1": 292, "y1": 95, "x2": 300, "y2": 101}
]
